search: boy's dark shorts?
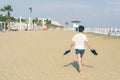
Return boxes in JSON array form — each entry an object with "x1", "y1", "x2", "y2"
[{"x1": 75, "y1": 49, "x2": 85, "y2": 55}]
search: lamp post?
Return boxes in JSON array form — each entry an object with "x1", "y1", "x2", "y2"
[{"x1": 28, "y1": 7, "x2": 32, "y2": 30}]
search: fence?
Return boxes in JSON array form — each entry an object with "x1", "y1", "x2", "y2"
[{"x1": 85, "y1": 27, "x2": 120, "y2": 37}]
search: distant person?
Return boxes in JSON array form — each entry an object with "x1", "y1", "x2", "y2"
[{"x1": 67, "y1": 25, "x2": 93, "y2": 74}]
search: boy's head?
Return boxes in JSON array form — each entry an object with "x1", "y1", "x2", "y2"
[{"x1": 79, "y1": 25, "x2": 84, "y2": 32}]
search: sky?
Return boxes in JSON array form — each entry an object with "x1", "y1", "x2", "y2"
[{"x1": 0, "y1": 0, "x2": 120, "y2": 28}]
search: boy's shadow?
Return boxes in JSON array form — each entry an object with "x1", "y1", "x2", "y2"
[{"x1": 64, "y1": 61, "x2": 94, "y2": 72}]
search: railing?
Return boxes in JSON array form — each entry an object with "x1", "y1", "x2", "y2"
[{"x1": 85, "y1": 27, "x2": 120, "y2": 37}]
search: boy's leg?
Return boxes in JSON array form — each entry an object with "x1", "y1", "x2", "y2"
[{"x1": 77, "y1": 54, "x2": 83, "y2": 74}]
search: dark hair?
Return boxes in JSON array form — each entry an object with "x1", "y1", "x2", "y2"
[{"x1": 79, "y1": 25, "x2": 84, "y2": 32}]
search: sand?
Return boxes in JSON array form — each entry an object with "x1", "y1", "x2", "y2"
[{"x1": 0, "y1": 30, "x2": 120, "y2": 80}]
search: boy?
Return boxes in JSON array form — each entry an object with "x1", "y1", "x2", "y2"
[{"x1": 68, "y1": 25, "x2": 92, "y2": 74}]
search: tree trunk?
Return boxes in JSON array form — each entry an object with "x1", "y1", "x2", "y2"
[{"x1": 8, "y1": 11, "x2": 10, "y2": 31}]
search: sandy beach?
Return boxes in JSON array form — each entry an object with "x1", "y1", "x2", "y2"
[{"x1": 0, "y1": 30, "x2": 120, "y2": 80}]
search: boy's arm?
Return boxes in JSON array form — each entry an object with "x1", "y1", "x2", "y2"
[
  {"x1": 85, "y1": 41, "x2": 92, "y2": 50},
  {"x1": 68, "y1": 41, "x2": 75, "y2": 50}
]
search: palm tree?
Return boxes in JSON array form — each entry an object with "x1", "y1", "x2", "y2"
[
  {"x1": 0, "y1": 5, "x2": 13, "y2": 31},
  {"x1": 33, "y1": 18, "x2": 42, "y2": 26},
  {"x1": 45, "y1": 19, "x2": 51, "y2": 28}
]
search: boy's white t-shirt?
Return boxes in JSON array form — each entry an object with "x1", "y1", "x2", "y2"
[{"x1": 72, "y1": 33, "x2": 88, "y2": 49}]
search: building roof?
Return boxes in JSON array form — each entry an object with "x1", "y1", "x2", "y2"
[{"x1": 71, "y1": 21, "x2": 80, "y2": 23}]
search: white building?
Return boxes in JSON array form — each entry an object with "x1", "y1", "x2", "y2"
[
  {"x1": 38, "y1": 18, "x2": 61, "y2": 27},
  {"x1": 71, "y1": 21, "x2": 80, "y2": 31},
  {"x1": 51, "y1": 20, "x2": 61, "y2": 26}
]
